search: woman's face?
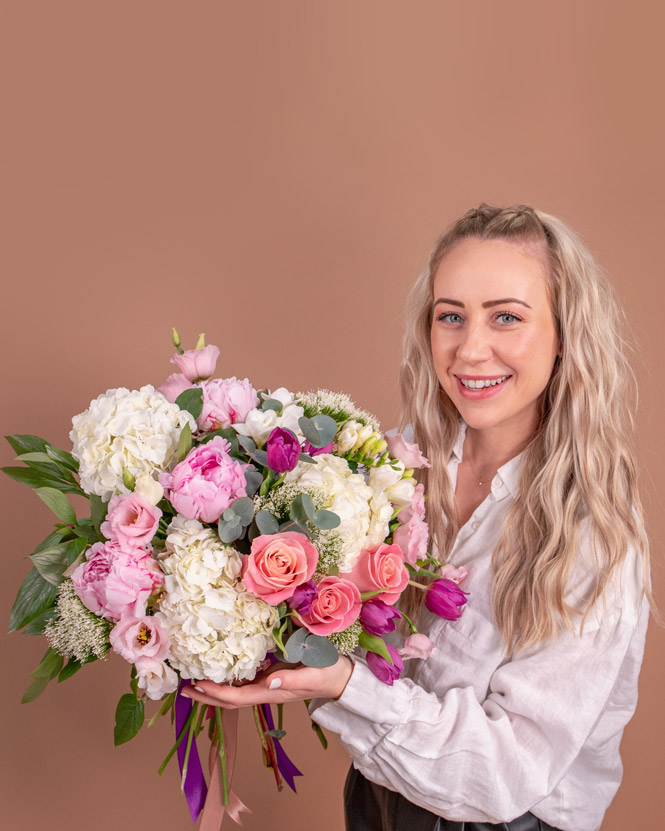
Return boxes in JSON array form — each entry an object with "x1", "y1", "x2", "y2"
[{"x1": 430, "y1": 238, "x2": 561, "y2": 445}]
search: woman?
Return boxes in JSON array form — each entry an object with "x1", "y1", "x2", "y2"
[{"x1": 183, "y1": 204, "x2": 653, "y2": 831}]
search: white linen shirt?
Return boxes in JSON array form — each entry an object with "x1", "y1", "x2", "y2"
[{"x1": 311, "y1": 422, "x2": 649, "y2": 831}]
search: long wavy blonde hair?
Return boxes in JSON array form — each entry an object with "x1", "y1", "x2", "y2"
[{"x1": 400, "y1": 203, "x2": 653, "y2": 650}]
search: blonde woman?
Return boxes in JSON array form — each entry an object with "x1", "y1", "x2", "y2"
[{"x1": 183, "y1": 204, "x2": 652, "y2": 831}]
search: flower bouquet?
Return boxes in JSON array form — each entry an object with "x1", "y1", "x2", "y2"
[{"x1": 5, "y1": 331, "x2": 466, "y2": 826}]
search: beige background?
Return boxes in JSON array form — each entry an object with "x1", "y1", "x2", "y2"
[{"x1": 1, "y1": 2, "x2": 663, "y2": 829}]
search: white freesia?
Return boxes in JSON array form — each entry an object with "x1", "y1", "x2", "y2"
[
  {"x1": 369, "y1": 462, "x2": 416, "y2": 507},
  {"x1": 335, "y1": 420, "x2": 362, "y2": 454},
  {"x1": 285, "y1": 454, "x2": 392, "y2": 572},
  {"x1": 155, "y1": 517, "x2": 278, "y2": 683},
  {"x1": 70, "y1": 385, "x2": 195, "y2": 501},
  {"x1": 136, "y1": 659, "x2": 179, "y2": 700},
  {"x1": 234, "y1": 387, "x2": 304, "y2": 446}
]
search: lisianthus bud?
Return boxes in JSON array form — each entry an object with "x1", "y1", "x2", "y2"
[
  {"x1": 425, "y1": 578, "x2": 468, "y2": 620},
  {"x1": 366, "y1": 643, "x2": 404, "y2": 685},
  {"x1": 399, "y1": 633, "x2": 435, "y2": 660},
  {"x1": 290, "y1": 580, "x2": 317, "y2": 615},
  {"x1": 359, "y1": 598, "x2": 402, "y2": 635},
  {"x1": 266, "y1": 427, "x2": 301, "y2": 473},
  {"x1": 171, "y1": 344, "x2": 221, "y2": 382}
]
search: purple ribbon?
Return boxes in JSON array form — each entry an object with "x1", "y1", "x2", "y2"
[
  {"x1": 175, "y1": 680, "x2": 208, "y2": 823},
  {"x1": 262, "y1": 703, "x2": 303, "y2": 792}
]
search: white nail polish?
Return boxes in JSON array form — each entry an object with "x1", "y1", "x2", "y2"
[
  {"x1": 269, "y1": 678, "x2": 282, "y2": 690},
  {"x1": 194, "y1": 685, "x2": 205, "y2": 693}
]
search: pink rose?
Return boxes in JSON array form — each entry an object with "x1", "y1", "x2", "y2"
[
  {"x1": 438, "y1": 564, "x2": 469, "y2": 584},
  {"x1": 392, "y1": 513, "x2": 429, "y2": 566},
  {"x1": 386, "y1": 433, "x2": 430, "y2": 469},
  {"x1": 109, "y1": 613, "x2": 170, "y2": 667},
  {"x1": 171, "y1": 344, "x2": 221, "y2": 382},
  {"x1": 159, "y1": 436, "x2": 248, "y2": 523},
  {"x1": 157, "y1": 373, "x2": 195, "y2": 403},
  {"x1": 299, "y1": 576, "x2": 361, "y2": 635},
  {"x1": 346, "y1": 543, "x2": 409, "y2": 605},
  {"x1": 100, "y1": 493, "x2": 162, "y2": 549},
  {"x1": 198, "y1": 377, "x2": 259, "y2": 432},
  {"x1": 399, "y1": 633, "x2": 435, "y2": 660},
  {"x1": 71, "y1": 542, "x2": 164, "y2": 621},
  {"x1": 242, "y1": 532, "x2": 319, "y2": 605}
]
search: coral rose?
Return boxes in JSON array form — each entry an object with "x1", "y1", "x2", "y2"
[
  {"x1": 242, "y1": 532, "x2": 319, "y2": 605},
  {"x1": 299, "y1": 576, "x2": 361, "y2": 635},
  {"x1": 346, "y1": 543, "x2": 409, "y2": 605}
]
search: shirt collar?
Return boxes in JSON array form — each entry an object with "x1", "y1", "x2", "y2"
[{"x1": 450, "y1": 420, "x2": 523, "y2": 500}]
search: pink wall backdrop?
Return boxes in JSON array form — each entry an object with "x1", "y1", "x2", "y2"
[{"x1": 1, "y1": 3, "x2": 663, "y2": 830}]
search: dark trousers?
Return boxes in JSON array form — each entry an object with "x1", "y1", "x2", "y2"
[{"x1": 344, "y1": 766, "x2": 560, "y2": 831}]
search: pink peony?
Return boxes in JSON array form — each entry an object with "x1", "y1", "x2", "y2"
[
  {"x1": 346, "y1": 543, "x2": 409, "y2": 605},
  {"x1": 392, "y1": 513, "x2": 429, "y2": 566},
  {"x1": 386, "y1": 433, "x2": 430, "y2": 469},
  {"x1": 100, "y1": 493, "x2": 162, "y2": 549},
  {"x1": 71, "y1": 541, "x2": 164, "y2": 621},
  {"x1": 171, "y1": 344, "x2": 221, "y2": 382},
  {"x1": 299, "y1": 576, "x2": 361, "y2": 635},
  {"x1": 198, "y1": 376, "x2": 259, "y2": 432},
  {"x1": 399, "y1": 633, "x2": 435, "y2": 660},
  {"x1": 242, "y1": 532, "x2": 319, "y2": 605},
  {"x1": 159, "y1": 436, "x2": 248, "y2": 523},
  {"x1": 157, "y1": 373, "x2": 195, "y2": 404},
  {"x1": 109, "y1": 612, "x2": 170, "y2": 667}
]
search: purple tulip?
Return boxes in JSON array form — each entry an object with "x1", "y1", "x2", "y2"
[
  {"x1": 290, "y1": 580, "x2": 317, "y2": 616},
  {"x1": 359, "y1": 599, "x2": 402, "y2": 635},
  {"x1": 366, "y1": 643, "x2": 404, "y2": 685},
  {"x1": 303, "y1": 439, "x2": 334, "y2": 457},
  {"x1": 266, "y1": 427, "x2": 301, "y2": 473},
  {"x1": 425, "y1": 578, "x2": 468, "y2": 620}
]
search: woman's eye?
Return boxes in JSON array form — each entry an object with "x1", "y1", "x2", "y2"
[
  {"x1": 496, "y1": 312, "x2": 521, "y2": 324},
  {"x1": 436, "y1": 312, "x2": 463, "y2": 324}
]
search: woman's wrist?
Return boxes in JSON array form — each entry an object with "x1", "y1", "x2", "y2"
[{"x1": 331, "y1": 655, "x2": 354, "y2": 700}]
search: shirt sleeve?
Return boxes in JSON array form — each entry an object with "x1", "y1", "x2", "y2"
[{"x1": 310, "y1": 549, "x2": 649, "y2": 823}]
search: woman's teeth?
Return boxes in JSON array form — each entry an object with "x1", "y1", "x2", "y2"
[{"x1": 459, "y1": 375, "x2": 509, "y2": 389}]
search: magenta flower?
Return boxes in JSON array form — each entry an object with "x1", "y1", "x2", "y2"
[
  {"x1": 303, "y1": 439, "x2": 334, "y2": 457},
  {"x1": 266, "y1": 427, "x2": 301, "y2": 473},
  {"x1": 366, "y1": 643, "x2": 404, "y2": 685},
  {"x1": 425, "y1": 578, "x2": 468, "y2": 620},
  {"x1": 290, "y1": 580, "x2": 317, "y2": 615},
  {"x1": 359, "y1": 598, "x2": 402, "y2": 635}
]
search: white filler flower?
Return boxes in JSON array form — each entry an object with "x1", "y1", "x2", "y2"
[
  {"x1": 70, "y1": 385, "x2": 195, "y2": 501},
  {"x1": 154, "y1": 516, "x2": 278, "y2": 684}
]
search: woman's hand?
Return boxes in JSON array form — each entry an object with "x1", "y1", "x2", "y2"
[{"x1": 180, "y1": 655, "x2": 354, "y2": 709}]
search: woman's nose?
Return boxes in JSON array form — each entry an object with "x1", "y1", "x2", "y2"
[{"x1": 456, "y1": 323, "x2": 493, "y2": 363}]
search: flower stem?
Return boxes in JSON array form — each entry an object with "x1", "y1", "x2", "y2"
[
  {"x1": 158, "y1": 706, "x2": 196, "y2": 776},
  {"x1": 407, "y1": 579, "x2": 427, "y2": 591},
  {"x1": 181, "y1": 702, "x2": 198, "y2": 791},
  {"x1": 148, "y1": 692, "x2": 175, "y2": 728},
  {"x1": 214, "y1": 707, "x2": 230, "y2": 807}
]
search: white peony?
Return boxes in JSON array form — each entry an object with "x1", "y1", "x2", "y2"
[
  {"x1": 285, "y1": 454, "x2": 391, "y2": 572},
  {"x1": 70, "y1": 385, "x2": 195, "y2": 501},
  {"x1": 154, "y1": 516, "x2": 278, "y2": 684},
  {"x1": 234, "y1": 387, "x2": 304, "y2": 446}
]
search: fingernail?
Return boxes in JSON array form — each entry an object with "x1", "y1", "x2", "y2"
[
  {"x1": 268, "y1": 678, "x2": 282, "y2": 690},
  {"x1": 194, "y1": 686, "x2": 205, "y2": 693}
]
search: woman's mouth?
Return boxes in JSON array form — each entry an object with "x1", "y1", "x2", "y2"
[{"x1": 454, "y1": 374, "x2": 512, "y2": 398}]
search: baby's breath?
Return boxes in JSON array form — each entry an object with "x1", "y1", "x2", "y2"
[
  {"x1": 327, "y1": 620, "x2": 362, "y2": 655},
  {"x1": 298, "y1": 389, "x2": 380, "y2": 431},
  {"x1": 44, "y1": 580, "x2": 111, "y2": 662}
]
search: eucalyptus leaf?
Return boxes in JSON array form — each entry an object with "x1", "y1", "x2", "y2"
[
  {"x1": 299, "y1": 634, "x2": 339, "y2": 668},
  {"x1": 21, "y1": 677, "x2": 49, "y2": 704},
  {"x1": 297, "y1": 452, "x2": 316, "y2": 465},
  {"x1": 217, "y1": 520, "x2": 244, "y2": 544},
  {"x1": 265, "y1": 728, "x2": 287, "y2": 739},
  {"x1": 312, "y1": 509, "x2": 341, "y2": 531},
  {"x1": 255, "y1": 511, "x2": 280, "y2": 535},
  {"x1": 244, "y1": 467, "x2": 263, "y2": 496},
  {"x1": 35, "y1": 487, "x2": 76, "y2": 524},
  {"x1": 175, "y1": 388, "x2": 203, "y2": 420},
  {"x1": 114, "y1": 693, "x2": 145, "y2": 746},
  {"x1": 261, "y1": 398, "x2": 283, "y2": 414},
  {"x1": 9, "y1": 568, "x2": 58, "y2": 632},
  {"x1": 298, "y1": 415, "x2": 337, "y2": 449},
  {"x1": 237, "y1": 434, "x2": 257, "y2": 455},
  {"x1": 279, "y1": 519, "x2": 311, "y2": 537},
  {"x1": 300, "y1": 493, "x2": 316, "y2": 520},
  {"x1": 284, "y1": 627, "x2": 308, "y2": 662},
  {"x1": 252, "y1": 449, "x2": 268, "y2": 468},
  {"x1": 228, "y1": 496, "x2": 254, "y2": 525}
]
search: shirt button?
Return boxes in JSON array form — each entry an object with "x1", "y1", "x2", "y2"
[
  {"x1": 471, "y1": 520, "x2": 481, "y2": 531},
  {"x1": 492, "y1": 476, "x2": 503, "y2": 489}
]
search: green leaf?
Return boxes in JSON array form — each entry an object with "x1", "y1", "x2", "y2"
[
  {"x1": 45, "y1": 445, "x2": 78, "y2": 472},
  {"x1": 29, "y1": 647, "x2": 64, "y2": 680},
  {"x1": 89, "y1": 494, "x2": 108, "y2": 533},
  {"x1": 358, "y1": 631, "x2": 393, "y2": 664},
  {"x1": 176, "y1": 422, "x2": 192, "y2": 462},
  {"x1": 236, "y1": 434, "x2": 257, "y2": 455},
  {"x1": 30, "y1": 546, "x2": 70, "y2": 586},
  {"x1": 121, "y1": 466, "x2": 136, "y2": 491},
  {"x1": 175, "y1": 388, "x2": 203, "y2": 420},
  {"x1": 72, "y1": 520, "x2": 102, "y2": 545},
  {"x1": 114, "y1": 693, "x2": 145, "y2": 746},
  {"x1": 284, "y1": 627, "x2": 308, "y2": 662},
  {"x1": 22, "y1": 607, "x2": 55, "y2": 635},
  {"x1": 5, "y1": 434, "x2": 49, "y2": 456},
  {"x1": 265, "y1": 728, "x2": 286, "y2": 739},
  {"x1": 22, "y1": 677, "x2": 49, "y2": 703},
  {"x1": 261, "y1": 398, "x2": 283, "y2": 414},
  {"x1": 299, "y1": 634, "x2": 339, "y2": 668},
  {"x1": 244, "y1": 466, "x2": 263, "y2": 496},
  {"x1": 35, "y1": 488, "x2": 76, "y2": 524},
  {"x1": 310, "y1": 718, "x2": 328, "y2": 749},
  {"x1": 217, "y1": 519, "x2": 244, "y2": 544},
  {"x1": 58, "y1": 659, "x2": 85, "y2": 682},
  {"x1": 16, "y1": 451, "x2": 53, "y2": 464},
  {"x1": 255, "y1": 511, "x2": 280, "y2": 535},
  {"x1": 312, "y1": 509, "x2": 341, "y2": 531},
  {"x1": 9, "y1": 568, "x2": 58, "y2": 632},
  {"x1": 226, "y1": 496, "x2": 254, "y2": 525},
  {"x1": 298, "y1": 415, "x2": 337, "y2": 449},
  {"x1": 33, "y1": 529, "x2": 64, "y2": 554}
]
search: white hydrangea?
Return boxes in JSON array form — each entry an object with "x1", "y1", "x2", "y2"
[
  {"x1": 154, "y1": 516, "x2": 278, "y2": 684},
  {"x1": 285, "y1": 454, "x2": 392, "y2": 572},
  {"x1": 233, "y1": 387, "x2": 304, "y2": 446},
  {"x1": 70, "y1": 385, "x2": 196, "y2": 501}
]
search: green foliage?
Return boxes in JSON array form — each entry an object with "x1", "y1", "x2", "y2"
[
  {"x1": 358, "y1": 631, "x2": 393, "y2": 664},
  {"x1": 175, "y1": 388, "x2": 203, "y2": 420},
  {"x1": 298, "y1": 415, "x2": 337, "y2": 449},
  {"x1": 9, "y1": 568, "x2": 58, "y2": 632},
  {"x1": 283, "y1": 628, "x2": 339, "y2": 668},
  {"x1": 217, "y1": 496, "x2": 255, "y2": 543},
  {"x1": 89, "y1": 494, "x2": 108, "y2": 534},
  {"x1": 35, "y1": 487, "x2": 76, "y2": 524},
  {"x1": 176, "y1": 422, "x2": 193, "y2": 462},
  {"x1": 114, "y1": 693, "x2": 145, "y2": 746}
]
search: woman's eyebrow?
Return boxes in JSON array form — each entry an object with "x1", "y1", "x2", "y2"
[{"x1": 433, "y1": 297, "x2": 532, "y2": 309}]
